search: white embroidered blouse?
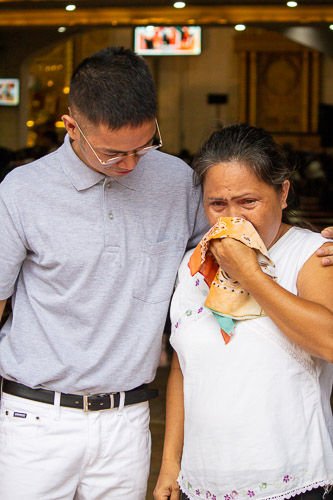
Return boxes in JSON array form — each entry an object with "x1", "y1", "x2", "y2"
[{"x1": 170, "y1": 227, "x2": 333, "y2": 500}]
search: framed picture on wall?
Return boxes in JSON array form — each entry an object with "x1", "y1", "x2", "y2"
[{"x1": 0, "y1": 78, "x2": 20, "y2": 106}]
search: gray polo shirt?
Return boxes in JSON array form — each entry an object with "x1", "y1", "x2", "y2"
[{"x1": 0, "y1": 135, "x2": 207, "y2": 394}]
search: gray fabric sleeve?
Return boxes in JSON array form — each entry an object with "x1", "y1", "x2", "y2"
[
  {"x1": 186, "y1": 171, "x2": 209, "y2": 250},
  {"x1": 0, "y1": 185, "x2": 27, "y2": 299}
]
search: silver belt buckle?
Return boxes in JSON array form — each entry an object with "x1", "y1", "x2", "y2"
[
  {"x1": 83, "y1": 393, "x2": 115, "y2": 412},
  {"x1": 83, "y1": 395, "x2": 90, "y2": 412}
]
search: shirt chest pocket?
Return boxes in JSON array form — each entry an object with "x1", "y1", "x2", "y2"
[{"x1": 133, "y1": 238, "x2": 185, "y2": 304}]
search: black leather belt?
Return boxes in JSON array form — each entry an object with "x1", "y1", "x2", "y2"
[{"x1": 2, "y1": 379, "x2": 158, "y2": 412}]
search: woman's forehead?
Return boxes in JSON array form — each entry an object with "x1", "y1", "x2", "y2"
[
  {"x1": 203, "y1": 161, "x2": 276, "y2": 195},
  {"x1": 204, "y1": 161, "x2": 258, "y2": 181}
]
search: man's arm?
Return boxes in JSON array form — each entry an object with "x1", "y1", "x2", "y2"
[{"x1": 317, "y1": 227, "x2": 333, "y2": 266}]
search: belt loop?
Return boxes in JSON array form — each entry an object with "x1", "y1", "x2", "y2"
[
  {"x1": 117, "y1": 391, "x2": 125, "y2": 415},
  {"x1": 53, "y1": 391, "x2": 61, "y2": 420}
]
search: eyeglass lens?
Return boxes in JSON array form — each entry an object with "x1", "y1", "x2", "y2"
[{"x1": 103, "y1": 145, "x2": 159, "y2": 166}]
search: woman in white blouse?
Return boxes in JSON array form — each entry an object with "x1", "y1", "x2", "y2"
[{"x1": 154, "y1": 123, "x2": 333, "y2": 500}]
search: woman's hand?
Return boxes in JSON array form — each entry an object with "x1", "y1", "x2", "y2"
[
  {"x1": 155, "y1": 353, "x2": 184, "y2": 499},
  {"x1": 153, "y1": 459, "x2": 181, "y2": 500},
  {"x1": 209, "y1": 237, "x2": 261, "y2": 287},
  {"x1": 316, "y1": 227, "x2": 333, "y2": 266}
]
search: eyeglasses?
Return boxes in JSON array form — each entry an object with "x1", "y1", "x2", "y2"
[{"x1": 70, "y1": 110, "x2": 163, "y2": 167}]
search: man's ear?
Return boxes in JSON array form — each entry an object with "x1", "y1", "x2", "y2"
[{"x1": 61, "y1": 114, "x2": 79, "y2": 140}]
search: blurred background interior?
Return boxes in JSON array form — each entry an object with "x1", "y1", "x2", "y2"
[{"x1": 1, "y1": 1, "x2": 333, "y2": 496}]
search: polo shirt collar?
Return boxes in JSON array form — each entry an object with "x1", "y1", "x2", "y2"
[{"x1": 60, "y1": 134, "x2": 143, "y2": 191}]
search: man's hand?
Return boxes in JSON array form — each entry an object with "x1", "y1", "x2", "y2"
[{"x1": 317, "y1": 227, "x2": 333, "y2": 266}]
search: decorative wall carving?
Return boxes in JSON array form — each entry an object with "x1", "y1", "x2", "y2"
[{"x1": 235, "y1": 29, "x2": 321, "y2": 150}]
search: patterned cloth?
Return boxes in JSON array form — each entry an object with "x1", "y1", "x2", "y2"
[{"x1": 188, "y1": 217, "x2": 276, "y2": 344}]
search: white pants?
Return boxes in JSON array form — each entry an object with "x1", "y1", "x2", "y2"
[{"x1": 0, "y1": 392, "x2": 151, "y2": 500}]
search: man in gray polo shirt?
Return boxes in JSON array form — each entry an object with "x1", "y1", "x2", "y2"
[{"x1": 0, "y1": 47, "x2": 208, "y2": 499}]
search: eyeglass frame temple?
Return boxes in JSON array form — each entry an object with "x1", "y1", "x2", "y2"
[{"x1": 68, "y1": 107, "x2": 162, "y2": 166}]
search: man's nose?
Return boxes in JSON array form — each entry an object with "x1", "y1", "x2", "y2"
[{"x1": 118, "y1": 153, "x2": 140, "y2": 170}]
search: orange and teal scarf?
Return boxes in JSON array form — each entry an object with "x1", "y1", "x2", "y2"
[{"x1": 188, "y1": 217, "x2": 276, "y2": 344}]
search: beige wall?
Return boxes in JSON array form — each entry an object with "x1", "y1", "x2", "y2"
[{"x1": 153, "y1": 27, "x2": 239, "y2": 155}]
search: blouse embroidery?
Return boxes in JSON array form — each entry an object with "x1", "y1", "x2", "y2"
[
  {"x1": 178, "y1": 470, "x2": 321, "y2": 500},
  {"x1": 172, "y1": 274, "x2": 210, "y2": 334}
]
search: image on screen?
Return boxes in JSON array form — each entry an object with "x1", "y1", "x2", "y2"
[
  {"x1": 134, "y1": 26, "x2": 201, "y2": 56},
  {"x1": 0, "y1": 78, "x2": 20, "y2": 106}
]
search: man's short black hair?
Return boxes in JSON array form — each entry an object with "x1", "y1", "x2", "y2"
[{"x1": 69, "y1": 46, "x2": 157, "y2": 129}]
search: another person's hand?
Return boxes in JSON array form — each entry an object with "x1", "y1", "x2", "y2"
[
  {"x1": 317, "y1": 227, "x2": 333, "y2": 266},
  {"x1": 209, "y1": 237, "x2": 260, "y2": 287},
  {"x1": 153, "y1": 460, "x2": 181, "y2": 500}
]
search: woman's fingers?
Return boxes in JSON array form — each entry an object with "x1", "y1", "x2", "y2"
[
  {"x1": 170, "y1": 488, "x2": 181, "y2": 500},
  {"x1": 153, "y1": 484, "x2": 181, "y2": 500}
]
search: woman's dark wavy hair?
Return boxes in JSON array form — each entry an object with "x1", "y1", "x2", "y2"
[
  {"x1": 192, "y1": 123, "x2": 304, "y2": 226},
  {"x1": 69, "y1": 46, "x2": 157, "y2": 129}
]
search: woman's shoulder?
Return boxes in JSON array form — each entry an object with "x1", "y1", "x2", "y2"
[
  {"x1": 271, "y1": 226, "x2": 332, "y2": 264},
  {"x1": 267, "y1": 226, "x2": 333, "y2": 292}
]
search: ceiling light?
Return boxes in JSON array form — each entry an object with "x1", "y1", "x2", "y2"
[
  {"x1": 330, "y1": 24, "x2": 333, "y2": 31},
  {"x1": 235, "y1": 24, "x2": 246, "y2": 31},
  {"x1": 65, "y1": 4, "x2": 76, "y2": 12},
  {"x1": 58, "y1": 26, "x2": 66, "y2": 33},
  {"x1": 173, "y1": 2, "x2": 186, "y2": 8},
  {"x1": 286, "y1": 1, "x2": 298, "y2": 7}
]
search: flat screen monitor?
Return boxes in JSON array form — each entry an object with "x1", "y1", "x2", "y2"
[
  {"x1": 134, "y1": 26, "x2": 201, "y2": 56},
  {"x1": 0, "y1": 78, "x2": 20, "y2": 106}
]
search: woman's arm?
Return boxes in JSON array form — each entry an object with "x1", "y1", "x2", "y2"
[
  {"x1": 0, "y1": 299, "x2": 7, "y2": 322},
  {"x1": 317, "y1": 227, "x2": 333, "y2": 266},
  {"x1": 210, "y1": 239, "x2": 333, "y2": 362},
  {"x1": 154, "y1": 352, "x2": 184, "y2": 500}
]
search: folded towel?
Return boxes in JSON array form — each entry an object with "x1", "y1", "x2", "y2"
[{"x1": 188, "y1": 217, "x2": 276, "y2": 344}]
